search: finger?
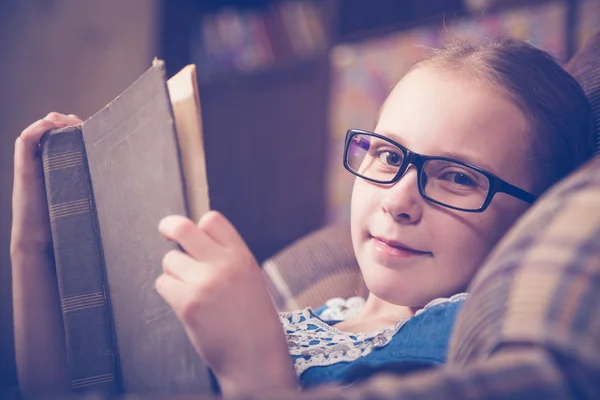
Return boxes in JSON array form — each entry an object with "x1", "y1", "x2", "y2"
[
  {"x1": 198, "y1": 211, "x2": 247, "y2": 250},
  {"x1": 159, "y1": 215, "x2": 217, "y2": 261},
  {"x1": 155, "y1": 273, "x2": 190, "y2": 312},
  {"x1": 162, "y1": 249, "x2": 205, "y2": 283},
  {"x1": 14, "y1": 119, "x2": 67, "y2": 184},
  {"x1": 18, "y1": 119, "x2": 64, "y2": 155},
  {"x1": 43, "y1": 112, "x2": 83, "y2": 126}
]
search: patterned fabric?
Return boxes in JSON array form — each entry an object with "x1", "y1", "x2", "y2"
[
  {"x1": 278, "y1": 154, "x2": 600, "y2": 400},
  {"x1": 280, "y1": 294, "x2": 467, "y2": 389}
]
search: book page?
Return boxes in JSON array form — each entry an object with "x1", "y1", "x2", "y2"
[{"x1": 167, "y1": 65, "x2": 210, "y2": 223}]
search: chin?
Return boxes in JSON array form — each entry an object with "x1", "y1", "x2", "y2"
[
  {"x1": 361, "y1": 267, "x2": 413, "y2": 304},
  {"x1": 360, "y1": 264, "x2": 452, "y2": 307}
]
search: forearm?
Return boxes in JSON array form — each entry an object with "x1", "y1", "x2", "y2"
[
  {"x1": 11, "y1": 246, "x2": 70, "y2": 394},
  {"x1": 218, "y1": 351, "x2": 297, "y2": 399},
  {"x1": 216, "y1": 319, "x2": 298, "y2": 398}
]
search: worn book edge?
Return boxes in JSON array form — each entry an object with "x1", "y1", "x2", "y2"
[{"x1": 167, "y1": 64, "x2": 210, "y2": 223}]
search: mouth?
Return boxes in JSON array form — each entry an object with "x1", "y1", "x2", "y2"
[{"x1": 370, "y1": 235, "x2": 432, "y2": 258}]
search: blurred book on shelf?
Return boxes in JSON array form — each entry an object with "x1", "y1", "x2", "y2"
[{"x1": 190, "y1": 1, "x2": 329, "y2": 82}]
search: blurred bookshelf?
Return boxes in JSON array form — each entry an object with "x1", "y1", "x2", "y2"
[
  {"x1": 160, "y1": 0, "x2": 337, "y2": 262},
  {"x1": 190, "y1": 2, "x2": 331, "y2": 83},
  {"x1": 159, "y1": 0, "x2": 583, "y2": 261}
]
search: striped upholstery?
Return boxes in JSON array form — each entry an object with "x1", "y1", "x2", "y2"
[
  {"x1": 567, "y1": 30, "x2": 600, "y2": 154},
  {"x1": 262, "y1": 224, "x2": 365, "y2": 311}
]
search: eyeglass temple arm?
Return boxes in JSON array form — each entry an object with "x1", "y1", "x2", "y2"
[{"x1": 496, "y1": 180, "x2": 537, "y2": 204}]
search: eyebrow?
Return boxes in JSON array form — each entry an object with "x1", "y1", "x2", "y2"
[{"x1": 377, "y1": 130, "x2": 500, "y2": 176}]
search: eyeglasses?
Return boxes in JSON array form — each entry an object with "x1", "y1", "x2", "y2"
[{"x1": 343, "y1": 129, "x2": 537, "y2": 213}]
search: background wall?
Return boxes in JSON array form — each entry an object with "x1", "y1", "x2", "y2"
[{"x1": 0, "y1": 0, "x2": 159, "y2": 390}]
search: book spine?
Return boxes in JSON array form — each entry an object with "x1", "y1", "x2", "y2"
[{"x1": 41, "y1": 126, "x2": 120, "y2": 395}]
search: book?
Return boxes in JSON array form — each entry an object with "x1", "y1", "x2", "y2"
[{"x1": 40, "y1": 60, "x2": 212, "y2": 395}]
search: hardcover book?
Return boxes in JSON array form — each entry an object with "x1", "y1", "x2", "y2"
[{"x1": 41, "y1": 60, "x2": 212, "y2": 395}]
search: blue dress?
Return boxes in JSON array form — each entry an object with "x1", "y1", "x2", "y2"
[{"x1": 279, "y1": 293, "x2": 467, "y2": 389}]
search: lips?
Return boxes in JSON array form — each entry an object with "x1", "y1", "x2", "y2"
[{"x1": 371, "y1": 235, "x2": 431, "y2": 257}]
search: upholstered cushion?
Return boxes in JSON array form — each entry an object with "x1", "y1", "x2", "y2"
[
  {"x1": 262, "y1": 224, "x2": 364, "y2": 311},
  {"x1": 567, "y1": 30, "x2": 600, "y2": 154},
  {"x1": 447, "y1": 155, "x2": 600, "y2": 396}
]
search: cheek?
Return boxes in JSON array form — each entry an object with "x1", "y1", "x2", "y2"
[
  {"x1": 422, "y1": 212, "x2": 499, "y2": 298},
  {"x1": 476, "y1": 198, "x2": 530, "y2": 247},
  {"x1": 440, "y1": 218, "x2": 496, "y2": 268},
  {"x1": 437, "y1": 201, "x2": 528, "y2": 282},
  {"x1": 350, "y1": 179, "x2": 377, "y2": 229},
  {"x1": 350, "y1": 179, "x2": 382, "y2": 260}
]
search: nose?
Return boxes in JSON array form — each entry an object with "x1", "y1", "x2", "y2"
[{"x1": 380, "y1": 165, "x2": 423, "y2": 224}]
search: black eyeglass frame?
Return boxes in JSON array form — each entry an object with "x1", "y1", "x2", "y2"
[{"x1": 343, "y1": 129, "x2": 537, "y2": 213}]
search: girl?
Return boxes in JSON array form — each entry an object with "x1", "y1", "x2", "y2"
[{"x1": 11, "y1": 38, "x2": 594, "y2": 397}]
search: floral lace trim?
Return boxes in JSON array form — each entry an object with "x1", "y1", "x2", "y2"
[
  {"x1": 318, "y1": 296, "x2": 366, "y2": 321},
  {"x1": 279, "y1": 293, "x2": 468, "y2": 376}
]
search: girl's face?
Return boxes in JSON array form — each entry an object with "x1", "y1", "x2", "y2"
[{"x1": 351, "y1": 66, "x2": 533, "y2": 307}]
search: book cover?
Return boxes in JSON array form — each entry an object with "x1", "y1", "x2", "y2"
[{"x1": 41, "y1": 61, "x2": 212, "y2": 395}]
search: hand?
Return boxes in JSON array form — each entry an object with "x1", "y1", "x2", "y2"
[
  {"x1": 11, "y1": 112, "x2": 83, "y2": 394},
  {"x1": 11, "y1": 112, "x2": 83, "y2": 258},
  {"x1": 156, "y1": 211, "x2": 297, "y2": 397}
]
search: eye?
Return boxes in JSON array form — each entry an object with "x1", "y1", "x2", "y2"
[
  {"x1": 377, "y1": 150, "x2": 402, "y2": 167},
  {"x1": 440, "y1": 171, "x2": 478, "y2": 187}
]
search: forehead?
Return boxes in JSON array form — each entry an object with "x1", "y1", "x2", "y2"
[{"x1": 376, "y1": 66, "x2": 531, "y2": 185}]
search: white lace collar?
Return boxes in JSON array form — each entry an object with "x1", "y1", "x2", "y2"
[{"x1": 279, "y1": 293, "x2": 468, "y2": 376}]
